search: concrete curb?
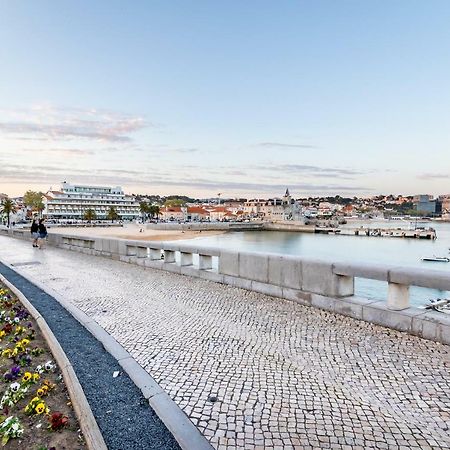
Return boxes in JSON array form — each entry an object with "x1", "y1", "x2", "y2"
[
  {"x1": 0, "y1": 273, "x2": 108, "y2": 450},
  {"x1": 0, "y1": 262, "x2": 213, "y2": 450}
]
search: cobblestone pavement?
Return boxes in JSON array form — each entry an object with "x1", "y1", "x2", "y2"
[{"x1": 0, "y1": 236, "x2": 449, "y2": 450}]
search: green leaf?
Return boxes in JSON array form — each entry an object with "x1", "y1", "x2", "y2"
[{"x1": 1, "y1": 434, "x2": 9, "y2": 446}]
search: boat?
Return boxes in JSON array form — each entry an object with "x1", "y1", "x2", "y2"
[
  {"x1": 422, "y1": 298, "x2": 450, "y2": 314},
  {"x1": 421, "y1": 256, "x2": 450, "y2": 262}
]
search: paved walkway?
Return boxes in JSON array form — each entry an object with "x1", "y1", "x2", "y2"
[
  {"x1": 0, "y1": 236, "x2": 449, "y2": 450},
  {"x1": 0, "y1": 261, "x2": 181, "y2": 450}
]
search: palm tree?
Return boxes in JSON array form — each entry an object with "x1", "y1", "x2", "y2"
[
  {"x1": 0, "y1": 198, "x2": 17, "y2": 228},
  {"x1": 83, "y1": 208, "x2": 97, "y2": 223},
  {"x1": 139, "y1": 202, "x2": 149, "y2": 223},
  {"x1": 149, "y1": 205, "x2": 161, "y2": 221},
  {"x1": 106, "y1": 206, "x2": 120, "y2": 222}
]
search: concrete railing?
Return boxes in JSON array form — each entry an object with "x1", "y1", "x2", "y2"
[{"x1": 2, "y1": 228, "x2": 449, "y2": 345}]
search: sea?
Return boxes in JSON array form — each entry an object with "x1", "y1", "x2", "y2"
[{"x1": 183, "y1": 219, "x2": 450, "y2": 307}]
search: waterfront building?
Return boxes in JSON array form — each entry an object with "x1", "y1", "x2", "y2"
[
  {"x1": 186, "y1": 206, "x2": 210, "y2": 221},
  {"x1": 43, "y1": 182, "x2": 140, "y2": 220},
  {"x1": 413, "y1": 194, "x2": 436, "y2": 215},
  {"x1": 243, "y1": 189, "x2": 302, "y2": 222},
  {"x1": 159, "y1": 206, "x2": 210, "y2": 222},
  {"x1": 159, "y1": 206, "x2": 185, "y2": 222},
  {"x1": 438, "y1": 195, "x2": 450, "y2": 214}
]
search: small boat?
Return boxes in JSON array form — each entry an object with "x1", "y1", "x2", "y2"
[
  {"x1": 421, "y1": 256, "x2": 450, "y2": 262},
  {"x1": 422, "y1": 298, "x2": 450, "y2": 314}
]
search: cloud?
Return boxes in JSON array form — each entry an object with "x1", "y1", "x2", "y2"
[
  {"x1": 0, "y1": 106, "x2": 149, "y2": 143},
  {"x1": 0, "y1": 162, "x2": 371, "y2": 195},
  {"x1": 20, "y1": 148, "x2": 95, "y2": 156},
  {"x1": 256, "y1": 142, "x2": 317, "y2": 149},
  {"x1": 418, "y1": 173, "x2": 449, "y2": 180},
  {"x1": 170, "y1": 148, "x2": 200, "y2": 153},
  {"x1": 251, "y1": 163, "x2": 367, "y2": 179}
]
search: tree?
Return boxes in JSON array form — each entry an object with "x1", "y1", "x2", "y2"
[
  {"x1": 139, "y1": 202, "x2": 149, "y2": 222},
  {"x1": 0, "y1": 198, "x2": 17, "y2": 228},
  {"x1": 164, "y1": 198, "x2": 186, "y2": 207},
  {"x1": 106, "y1": 207, "x2": 120, "y2": 221},
  {"x1": 149, "y1": 205, "x2": 161, "y2": 220},
  {"x1": 83, "y1": 208, "x2": 97, "y2": 222},
  {"x1": 23, "y1": 190, "x2": 45, "y2": 217}
]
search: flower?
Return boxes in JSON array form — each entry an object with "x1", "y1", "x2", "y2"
[
  {"x1": 37, "y1": 388, "x2": 45, "y2": 397},
  {"x1": 48, "y1": 412, "x2": 68, "y2": 431},
  {"x1": 35, "y1": 403, "x2": 46, "y2": 414},
  {"x1": 10, "y1": 382, "x2": 20, "y2": 393},
  {"x1": 22, "y1": 372, "x2": 32, "y2": 382},
  {"x1": 0, "y1": 416, "x2": 24, "y2": 444},
  {"x1": 1, "y1": 348, "x2": 12, "y2": 358},
  {"x1": 44, "y1": 361, "x2": 55, "y2": 371},
  {"x1": 33, "y1": 373, "x2": 40, "y2": 382}
]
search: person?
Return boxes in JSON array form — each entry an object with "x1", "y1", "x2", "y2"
[
  {"x1": 37, "y1": 218, "x2": 48, "y2": 249},
  {"x1": 30, "y1": 219, "x2": 39, "y2": 247}
]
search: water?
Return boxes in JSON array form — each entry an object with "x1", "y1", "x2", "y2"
[{"x1": 182, "y1": 220, "x2": 450, "y2": 306}]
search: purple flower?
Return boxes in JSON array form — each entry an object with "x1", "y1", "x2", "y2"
[
  {"x1": 11, "y1": 366, "x2": 20, "y2": 377},
  {"x1": 3, "y1": 372, "x2": 13, "y2": 382}
]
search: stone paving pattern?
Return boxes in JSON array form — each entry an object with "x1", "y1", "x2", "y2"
[{"x1": 0, "y1": 235, "x2": 449, "y2": 449}]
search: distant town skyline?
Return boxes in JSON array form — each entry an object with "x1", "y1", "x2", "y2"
[{"x1": 1, "y1": 1, "x2": 450, "y2": 198}]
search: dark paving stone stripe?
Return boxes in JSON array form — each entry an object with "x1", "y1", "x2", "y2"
[{"x1": 0, "y1": 262, "x2": 181, "y2": 450}]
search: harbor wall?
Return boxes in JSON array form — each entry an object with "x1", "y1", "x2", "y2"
[{"x1": 1, "y1": 227, "x2": 449, "y2": 346}]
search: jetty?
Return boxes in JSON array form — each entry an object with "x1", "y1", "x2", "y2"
[{"x1": 318, "y1": 226, "x2": 437, "y2": 239}]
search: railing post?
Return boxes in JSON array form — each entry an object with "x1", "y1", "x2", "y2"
[
  {"x1": 387, "y1": 282, "x2": 409, "y2": 310},
  {"x1": 199, "y1": 254, "x2": 213, "y2": 270}
]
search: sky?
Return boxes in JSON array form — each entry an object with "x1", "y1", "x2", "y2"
[{"x1": 1, "y1": 0, "x2": 449, "y2": 199}]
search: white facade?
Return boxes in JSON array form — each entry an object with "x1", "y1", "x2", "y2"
[
  {"x1": 44, "y1": 182, "x2": 140, "y2": 220},
  {"x1": 243, "y1": 190, "x2": 302, "y2": 222}
]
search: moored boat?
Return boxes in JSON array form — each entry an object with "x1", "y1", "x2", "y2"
[{"x1": 421, "y1": 256, "x2": 450, "y2": 262}]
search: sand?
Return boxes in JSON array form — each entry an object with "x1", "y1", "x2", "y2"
[{"x1": 48, "y1": 223, "x2": 225, "y2": 241}]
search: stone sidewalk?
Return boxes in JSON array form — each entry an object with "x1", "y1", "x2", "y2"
[{"x1": 0, "y1": 235, "x2": 449, "y2": 450}]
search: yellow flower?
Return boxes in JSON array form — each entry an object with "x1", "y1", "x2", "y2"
[
  {"x1": 15, "y1": 344, "x2": 25, "y2": 353},
  {"x1": 37, "y1": 388, "x2": 45, "y2": 397},
  {"x1": 33, "y1": 373, "x2": 40, "y2": 382},
  {"x1": 0, "y1": 330, "x2": 5, "y2": 338},
  {"x1": 20, "y1": 338, "x2": 30, "y2": 346},
  {"x1": 22, "y1": 372, "x2": 32, "y2": 382},
  {"x1": 35, "y1": 402, "x2": 46, "y2": 414},
  {"x1": 1, "y1": 348, "x2": 12, "y2": 358}
]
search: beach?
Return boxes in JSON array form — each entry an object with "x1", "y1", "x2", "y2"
[{"x1": 48, "y1": 223, "x2": 226, "y2": 241}]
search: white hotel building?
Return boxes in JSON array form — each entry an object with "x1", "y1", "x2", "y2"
[{"x1": 43, "y1": 182, "x2": 140, "y2": 220}]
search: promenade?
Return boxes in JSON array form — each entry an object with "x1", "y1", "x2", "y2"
[{"x1": 0, "y1": 235, "x2": 449, "y2": 449}]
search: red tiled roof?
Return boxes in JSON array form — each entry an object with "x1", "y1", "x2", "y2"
[{"x1": 187, "y1": 207, "x2": 209, "y2": 214}]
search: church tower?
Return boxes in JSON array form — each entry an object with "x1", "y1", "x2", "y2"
[{"x1": 282, "y1": 188, "x2": 291, "y2": 205}]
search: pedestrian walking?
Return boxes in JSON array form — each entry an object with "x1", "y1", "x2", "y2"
[
  {"x1": 30, "y1": 218, "x2": 39, "y2": 247},
  {"x1": 37, "y1": 218, "x2": 48, "y2": 249}
]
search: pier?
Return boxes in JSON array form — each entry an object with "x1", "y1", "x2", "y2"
[
  {"x1": 0, "y1": 228, "x2": 449, "y2": 449},
  {"x1": 316, "y1": 226, "x2": 437, "y2": 239}
]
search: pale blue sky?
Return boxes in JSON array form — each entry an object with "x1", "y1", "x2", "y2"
[{"x1": 1, "y1": 1, "x2": 449, "y2": 197}]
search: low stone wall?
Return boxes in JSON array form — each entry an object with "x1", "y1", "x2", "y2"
[
  {"x1": 145, "y1": 222, "x2": 265, "y2": 231},
  {"x1": 2, "y1": 227, "x2": 449, "y2": 345}
]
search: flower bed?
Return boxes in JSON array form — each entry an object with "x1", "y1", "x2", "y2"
[{"x1": 0, "y1": 284, "x2": 85, "y2": 449}]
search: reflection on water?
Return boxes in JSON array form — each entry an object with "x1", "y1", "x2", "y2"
[{"x1": 183, "y1": 221, "x2": 450, "y2": 307}]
